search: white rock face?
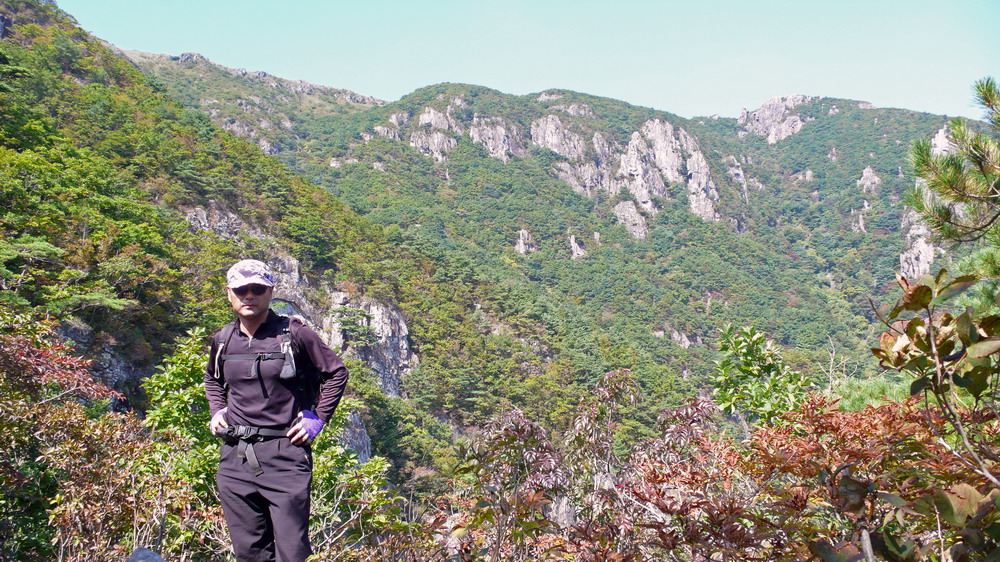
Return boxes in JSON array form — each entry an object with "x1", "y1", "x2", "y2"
[
  {"x1": 530, "y1": 115, "x2": 587, "y2": 160},
  {"x1": 410, "y1": 130, "x2": 457, "y2": 163},
  {"x1": 640, "y1": 120, "x2": 686, "y2": 184},
  {"x1": 329, "y1": 157, "x2": 359, "y2": 168},
  {"x1": 569, "y1": 235, "x2": 587, "y2": 259},
  {"x1": 725, "y1": 155, "x2": 750, "y2": 203},
  {"x1": 897, "y1": 125, "x2": 954, "y2": 279},
  {"x1": 339, "y1": 411, "x2": 372, "y2": 463},
  {"x1": 828, "y1": 147, "x2": 839, "y2": 162},
  {"x1": 354, "y1": 300, "x2": 418, "y2": 398},
  {"x1": 681, "y1": 139, "x2": 721, "y2": 222},
  {"x1": 184, "y1": 200, "x2": 268, "y2": 239},
  {"x1": 850, "y1": 200, "x2": 870, "y2": 233},
  {"x1": 373, "y1": 125, "x2": 400, "y2": 141},
  {"x1": 551, "y1": 103, "x2": 595, "y2": 117},
  {"x1": 738, "y1": 95, "x2": 815, "y2": 143},
  {"x1": 899, "y1": 208, "x2": 942, "y2": 279},
  {"x1": 419, "y1": 107, "x2": 453, "y2": 131},
  {"x1": 857, "y1": 166, "x2": 882, "y2": 195},
  {"x1": 320, "y1": 292, "x2": 418, "y2": 398},
  {"x1": 613, "y1": 200, "x2": 649, "y2": 240},
  {"x1": 616, "y1": 131, "x2": 668, "y2": 213},
  {"x1": 469, "y1": 116, "x2": 524, "y2": 161},
  {"x1": 537, "y1": 91, "x2": 564, "y2": 101},
  {"x1": 515, "y1": 229, "x2": 538, "y2": 254},
  {"x1": 389, "y1": 112, "x2": 411, "y2": 127},
  {"x1": 931, "y1": 126, "x2": 954, "y2": 155},
  {"x1": 542, "y1": 117, "x2": 720, "y2": 221},
  {"x1": 670, "y1": 329, "x2": 693, "y2": 349}
]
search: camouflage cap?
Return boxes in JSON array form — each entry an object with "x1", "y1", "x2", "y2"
[{"x1": 226, "y1": 259, "x2": 275, "y2": 288}]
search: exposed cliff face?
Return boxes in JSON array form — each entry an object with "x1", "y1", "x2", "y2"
[
  {"x1": 410, "y1": 130, "x2": 457, "y2": 162},
  {"x1": 569, "y1": 235, "x2": 587, "y2": 259},
  {"x1": 515, "y1": 229, "x2": 538, "y2": 254},
  {"x1": 612, "y1": 201, "x2": 649, "y2": 240},
  {"x1": 469, "y1": 116, "x2": 524, "y2": 161},
  {"x1": 530, "y1": 115, "x2": 587, "y2": 160},
  {"x1": 899, "y1": 208, "x2": 941, "y2": 279},
  {"x1": 340, "y1": 411, "x2": 372, "y2": 463},
  {"x1": 850, "y1": 201, "x2": 870, "y2": 234},
  {"x1": 552, "y1": 103, "x2": 595, "y2": 117},
  {"x1": 856, "y1": 166, "x2": 882, "y2": 195},
  {"x1": 738, "y1": 95, "x2": 816, "y2": 144},
  {"x1": 538, "y1": 117, "x2": 720, "y2": 221},
  {"x1": 353, "y1": 298, "x2": 418, "y2": 398},
  {"x1": 899, "y1": 126, "x2": 953, "y2": 279}
]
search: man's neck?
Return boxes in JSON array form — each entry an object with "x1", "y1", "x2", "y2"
[{"x1": 238, "y1": 311, "x2": 270, "y2": 337}]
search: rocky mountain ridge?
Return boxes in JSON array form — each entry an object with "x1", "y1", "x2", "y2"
[
  {"x1": 122, "y1": 49, "x2": 382, "y2": 155},
  {"x1": 128, "y1": 50, "x2": 956, "y2": 388}
]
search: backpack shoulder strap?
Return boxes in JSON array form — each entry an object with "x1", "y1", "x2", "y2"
[{"x1": 212, "y1": 320, "x2": 240, "y2": 382}]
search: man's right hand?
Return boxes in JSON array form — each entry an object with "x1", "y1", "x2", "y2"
[{"x1": 210, "y1": 407, "x2": 229, "y2": 436}]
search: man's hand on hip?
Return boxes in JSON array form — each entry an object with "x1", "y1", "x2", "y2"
[
  {"x1": 210, "y1": 407, "x2": 229, "y2": 436},
  {"x1": 288, "y1": 410, "x2": 324, "y2": 445}
]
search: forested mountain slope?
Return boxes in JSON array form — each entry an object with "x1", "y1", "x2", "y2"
[{"x1": 132, "y1": 50, "x2": 953, "y2": 386}]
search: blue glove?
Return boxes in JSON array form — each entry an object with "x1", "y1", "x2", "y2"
[{"x1": 288, "y1": 410, "x2": 324, "y2": 445}]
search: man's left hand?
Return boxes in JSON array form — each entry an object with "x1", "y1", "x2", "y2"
[{"x1": 287, "y1": 410, "x2": 324, "y2": 445}]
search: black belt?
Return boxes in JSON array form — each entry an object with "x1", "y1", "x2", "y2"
[{"x1": 222, "y1": 425, "x2": 288, "y2": 477}]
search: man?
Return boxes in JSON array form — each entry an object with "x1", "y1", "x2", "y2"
[{"x1": 205, "y1": 259, "x2": 349, "y2": 561}]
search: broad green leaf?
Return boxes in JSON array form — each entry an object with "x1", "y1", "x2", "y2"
[
  {"x1": 876, "y1": 492, "x2": 906, "y2": 507},
  {"x1": 932, "y1": 276, "x2": 977, "y2": 305},
  {"x1": 903, "y1": 285, "x2": 933, "y2": 310},
  {"x1": 957, "y1": 309, "x2": 976, "y2": 345},
  {"x1": 968, "y1": 338, "x2": 1000, "y2": 358},
  {"x1": 809, "y1": 540, "x2": 862, "y2": 562},
  {"x1": 910, "y1": 376, "x2": 930, "y2": 396},
  {"x1": 981, "y1": 315, "x2": 1000, "y2": 336},
  {"x1": 934, "y1": 267, "x2": 949, "y2": 287}
]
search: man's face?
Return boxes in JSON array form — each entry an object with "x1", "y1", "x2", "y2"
[{"x1": 227, "y1": 283, "x2": 273, "y2": 321}]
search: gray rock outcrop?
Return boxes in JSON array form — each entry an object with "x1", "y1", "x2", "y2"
[
  {"x1": 389, "y1": 112, "x2": 411, "y2": 127},
  {"x1": 899, "y1": 208, "x2": 941, "y2": 279},
  {"x1": 545, "y1": 118, "x2": 720, "y2": 221},
  {"x1": 340, "y1": 411, "x2": 372, "y2": 463},
  {"x1": 551, "y1": 103, "x2": 595, "y2": 117},
  {"x1": 569, "y1": 235, "x2": 587, "y2": 259},
  {"x1": 374, "y1": 125, "x2": 401, "y2": 141},
  {"x1": 410, "y1": 130, "x2": 457, "y2": 163},
  {"x1": 738, "y1": 95, "x2": 815, "y2": 144},
  {"x1": 515, "y1": 229, "x2": 538, "y2": 254},
  {"x1": 419, "y1": 107, "x2": 454, "y2": 131},
  {"x1": 850, "y1": 201, "x2": 869, "y2": 234},
  {"x1": 469, "y1": 116, "x2": 524, "y2": 161},
  {"x1": 898, "y1": 125, "x2": 953, "y2": 279},
  {"x1": 613, "y1": 201, "x2": 649, "y2": 240},
  {"x1": 530, "y1": 115, "x2": 587, "y2": 160},
  {"x1": 857, "y1": 166, "x2": 882, "y2": 195}
]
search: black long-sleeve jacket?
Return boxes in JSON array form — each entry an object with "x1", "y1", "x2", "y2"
[{"x1": 204, "y1": 310, "x2": 349, "y2": 428}]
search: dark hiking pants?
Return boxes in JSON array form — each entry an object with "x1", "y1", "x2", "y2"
[{"x1": 217, "y1": 437, "x2": 313, "y2": 561}]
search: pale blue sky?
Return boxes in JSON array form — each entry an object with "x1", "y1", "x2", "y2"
[{"x1": 57, "y1": 0, "x2": 997, "y2": 119}]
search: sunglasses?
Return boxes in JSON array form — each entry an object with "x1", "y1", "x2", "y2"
[{"x1": 231, "y1": 284, "x2": 269, "y2": 297}]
